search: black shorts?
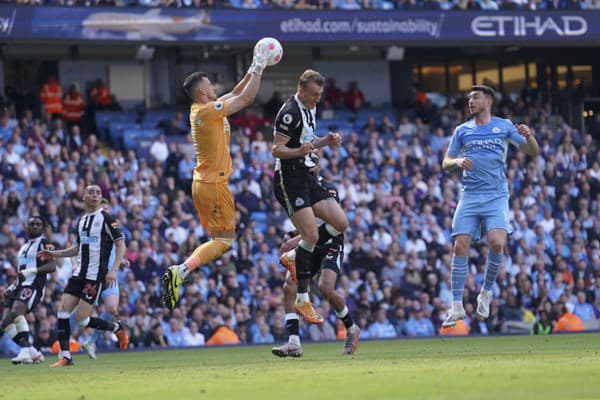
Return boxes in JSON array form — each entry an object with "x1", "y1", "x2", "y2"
[
  {"x1": 4, "y1": 285, "x2": 44, "y2": 313},
  {"x1": 64, "y1": 276, "x2": 104, "y2": 305},
  {"x1": 273, "y1": 168, "x2": 333, "y2": 217},
  {"x1": 310, "y1": 242, "x2": 342, "y2": 278}
]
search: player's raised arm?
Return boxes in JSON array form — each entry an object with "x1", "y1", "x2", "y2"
[
  {"x1": 224, "y1": 39, "x2": 278, "y2": 116},
  {"x1": 218, "y1": 73, "x2": 251, "y2": 103},
  {"x1": 515, "y1": 123, "x2": 540, "y2": 157}
]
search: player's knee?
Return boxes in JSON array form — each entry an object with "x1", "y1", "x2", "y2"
[
  {"x1": 283, "y1": 280, "x2": 296, "y2": 296},
  {"x1": 454, "y1": 239, "x2": 469, "y2": 256},
  {"x1": 318, "y1": 280, "x2": 335, "y2": 299},
  {"x1": 488, "y1": 242, "x2": 504, "y2": 254},
  {"x1": 334, "y1": 215, "x2": 349, "y2": 232},
  {"x1": 214, "y1": 237, "x2": 234, "y2": 251},
  {"x1": 76, "y1": 316, "x2": 90, "y2": 328}
]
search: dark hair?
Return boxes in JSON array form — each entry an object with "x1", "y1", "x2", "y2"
[
  {"x1": 183, "y1": 72, "x2": 208, "y2": 100},
  {"x1": 28, "y1": 215, "x2": 46, "y2": 227},
  {"x1": 298, "y1": 69, "x2": 325, "y2": 88},
  {"x1": 471, "y1": 85, "x2": 496, "y2": 99}
]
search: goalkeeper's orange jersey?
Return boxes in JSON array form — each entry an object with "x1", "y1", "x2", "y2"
[{"x1": 189, "y1": 100, "x2": 232, "y2": 183}]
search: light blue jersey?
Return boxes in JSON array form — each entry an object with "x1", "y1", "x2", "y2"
[
  {"x1": 449, "y1": 116, "x2": 526, "y2": 240},
  {"x1": 447, "y1": 117, "x2": 525, "y2": 194}
]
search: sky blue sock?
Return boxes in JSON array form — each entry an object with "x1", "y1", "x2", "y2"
[
  {"x1": 484, "y1": 251, "x2": 503, "y2": 291},
  {"x1": 451, "y1": 255, "x2": 468, "y2": 302}
]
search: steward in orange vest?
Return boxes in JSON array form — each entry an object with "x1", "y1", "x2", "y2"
[
  {"x1": 89, "y1": 79, "x2": 111, "y2": 109},
  {"x1": 63, "y1": 84, "x2": 85, "y2": 127},
  {"x1": 40, "y1": 75, "x2": 63, "y2": 117}
]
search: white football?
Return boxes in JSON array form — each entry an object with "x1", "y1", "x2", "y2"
[{"x1": 255, "y1": 37, "x2": 283, "y2": 66}]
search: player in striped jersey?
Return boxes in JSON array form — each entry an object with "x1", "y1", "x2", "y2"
[
  {"x1": 81, "y1": 198, "x2": 131, "y2": 361},
  {"x1": 39, "y1": 185, "x2": 129, "y2": 367},
  {"x1": 1, "y1": 216, "x2": 56, "y2": 364}
]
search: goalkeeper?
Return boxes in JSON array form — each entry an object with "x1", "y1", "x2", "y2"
[{"x1": 161, "y1": 40, "x2": 274, "y2": 310}]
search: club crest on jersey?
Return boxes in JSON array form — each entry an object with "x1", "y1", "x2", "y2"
[
  {"x1": 492, "y1": 127, "x2": 501, "y2": 133},
  {"x1": 295, "y1": 197, "x2": 304, "y2": 207},
  {"x1": 214, "y1": 102, "x2": 224, "y2": 110},
  {"x1": 282, "y1": 114, "x2": 293, "y2": 124}
]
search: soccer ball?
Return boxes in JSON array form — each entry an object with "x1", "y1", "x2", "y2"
[{"x1": 255, "y1": 37, "x2": 283, "y2": 67}]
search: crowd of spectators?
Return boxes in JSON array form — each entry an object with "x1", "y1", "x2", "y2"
[
  {"x1": 5, "y1": 0, "x2": 600, "y2": 10},
  {"x1": 0, "y1": 74, "x2": 599, "y2": 357}
]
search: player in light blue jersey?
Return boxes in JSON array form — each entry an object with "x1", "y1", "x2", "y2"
[
  {"x1": 99, "y1": 198, "x2": 123, "y2": 317},
  {"x1": 441, "y1": 85, "x2": 539, "y2": 327}
]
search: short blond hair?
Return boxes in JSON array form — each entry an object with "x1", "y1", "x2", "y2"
[{"x1": 298, "y1": 69, "x2": 325, "y2": 88}]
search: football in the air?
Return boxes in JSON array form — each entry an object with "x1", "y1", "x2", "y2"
[{"x1": 255, "y1": 37, "x2": 283, "y2": 66}]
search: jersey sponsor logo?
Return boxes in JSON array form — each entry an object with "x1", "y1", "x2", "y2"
[
  {"x1": 19, "y1": 288, "x2": 33, "y2": 301},
  {"x1": 18, "y1": 256, "x2": 37, "y2": 265},
  {"x1": 282, "y1": 113, "x2": 293, "y2": 124},
  {"x1": 214, "y1": 102, "x2": 224, "y2": 110},
  {"x1": 80, "y1": 234, "x2": 99, "y2": 244},
  {"x1": 295, "y1": 197, "x2": 305, "y2": 207},
  {"x1": 82, "y1": 282, "x2": 98, "y2": 301},
  {"x1": 468, "y1": 138, "x2": 503, "y2": 150}
]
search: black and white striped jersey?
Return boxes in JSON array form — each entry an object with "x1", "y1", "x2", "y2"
[
  {"x1": 17, "y1": 236, "x2": 54, "y2": 287},
  {"x1": 74, "y1": 209, "x2": 123, "y2": 281},
  {"x1": 274, "y1": 94, "x2": 318, "y2": 171}
]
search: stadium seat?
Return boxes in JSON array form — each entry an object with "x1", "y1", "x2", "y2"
[{"x1": 110, "y1": 121, "x2": 139, "y2": 149}]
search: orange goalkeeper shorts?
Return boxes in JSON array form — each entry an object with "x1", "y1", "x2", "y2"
[{"x1": 192, "y1": 180, "x2": 236, "y2": 237}]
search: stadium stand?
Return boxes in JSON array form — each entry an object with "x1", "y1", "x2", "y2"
[
  {"x1": 0, "y1": 72, "x2": 599, "y2": 354},
  {"x1": 2, "y1": 0, "x2": 599, "y2": 9}
]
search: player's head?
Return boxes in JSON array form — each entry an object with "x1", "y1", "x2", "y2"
[
  {"x1": 25, "y1": 215, "x2": 45, "y2": 238},
  {"x1": 183, "y1": 72, "x2": 216, "y2": 103},
  {"x1": 297, "y1": 69, "x2": 325, "y2": 109},
  {"x1": 83, "y1": 184, "x2": 102, "y2": 210},
  {"x1": 468, "y1": 85, "x2": 495, "y2": 117}
]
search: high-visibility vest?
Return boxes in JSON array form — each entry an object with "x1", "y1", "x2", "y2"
[
  {"x1": 63, "y1": 93, "x2": 85, "y2": 123},
  {"x1": 205, "y1": 326, "x2": 240, "y2": 346},
  {"x1": 90, "y1": 85, "x2": 111, "y2": 106},
  {"x1": 40, "y1": 82, "x2": 63, "y2": 114},
  {"x1": 554, "y1": 313, "x2": 584, "y2": 332}
]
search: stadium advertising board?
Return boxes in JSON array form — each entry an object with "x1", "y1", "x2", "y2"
[{"x1": 1, "y1": 6, "x2": 599, "y2": 44}]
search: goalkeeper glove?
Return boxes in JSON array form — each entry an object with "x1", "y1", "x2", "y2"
[{"x1": 248, "y1": 44, "x2": 270, "y2": 76}]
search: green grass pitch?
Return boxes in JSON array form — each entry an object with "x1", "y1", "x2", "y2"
[{"x1": 1, "y1": 333, "x2": 599, "y2": 400}]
